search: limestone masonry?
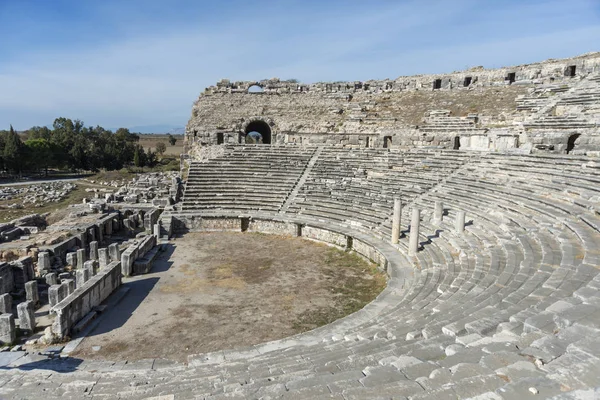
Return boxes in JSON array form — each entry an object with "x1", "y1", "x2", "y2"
[
  {"x1": 186, "y1": 52, "x2": 600, "y2": 153},
  {"x1": 3, "y1": 52, "x2": 600, "y2": 399}
]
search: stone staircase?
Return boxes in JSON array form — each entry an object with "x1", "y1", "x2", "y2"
[
  {"x1": 418, "y1": 110, "x2": 482, "y2": 133},
  {"x1": 522, "y1": 72, "x2": 600, "y2": 130}
]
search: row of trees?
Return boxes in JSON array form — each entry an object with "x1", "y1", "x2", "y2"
[{"x1": 0, "y1": 118, "x2": 177, "y2": 175}]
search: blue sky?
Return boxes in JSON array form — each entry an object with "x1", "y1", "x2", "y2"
[{"x1": 1, "y1": 0, "x2": 599, "y2": 131}]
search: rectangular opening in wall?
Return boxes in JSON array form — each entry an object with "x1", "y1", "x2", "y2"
[
  {"x1": 566, "y1": 65, "x2": 576, "y2": 77},
  {"x1": 433, "y1": 79, "x2": 442, "y2": 90},
  {"x1": 346, "y1": 236, "x2": 353, "y2": 251},
  {"x1": 217, "y1": 132, "x2": 224, "y2": 144},
  {"x1": 507, "y1": 72, "x2": 516, "y2": 84},
  {"x1": 365, "y1": 137, "x2": 370, "y2": 148},
  {"x1": 383, "y1": 136, "x2": 392, "y2": 148},
  {"x1": 241, "y1": 218, "x2": 249, "y2": 232},
  {"x1": 463, "y1": 76, "x2": 472, "y2": 87}
]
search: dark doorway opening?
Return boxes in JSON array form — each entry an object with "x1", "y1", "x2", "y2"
[
  {"x1": 383, "y1": 136, "x2": 392, "y2": 148},
  {"x1": 365, "y1": 137, "x2": 370, "y2": 148},
  {"x1": 566, "y1": 65, "x2": 577, "y2": 77},
  {"x1": 241, "y1": 218, "x2": 250, "y2": 232},
  {"x1": 433, "y1": 79, "x2": 442, "y2": 90},
  {"x1": 566, "y1": 134, "x2": 581, "y2": 154},
  {"x1": 507, "y1": 72, "x2": 516, "y2": 84},
  {"x1": 217, "y1": 132, "x2": 224, "y2": 144},
  {"x1": 244, "y1": 120, "x2": 272, "y2": 144},
  {"x1": 453, "y1": 136, "x2": 461, "y2": 150},
  {"x1": 464, "y1": 77, "x2": 472, "y2": 87}
]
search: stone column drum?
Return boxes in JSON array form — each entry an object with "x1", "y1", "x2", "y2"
[
  {"x1": 433, "y1": 201, "x2": 443, "y2": 225},
  {"x1": 391, "y1": 197, "x2": 402, "y2": 245},
  {"x1": 455, "y1": 210, "x2": 466, "y2": 234},
  {"x1": 409, "y1": 208, "x2": 421, "y2": 257}
]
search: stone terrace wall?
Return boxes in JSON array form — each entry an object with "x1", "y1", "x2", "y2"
[
  {"x1": 172, "y1": 215, "x2": 387, "y2": 268},
  {"x1": 186, "y1": 53, "x2": 600, "y2": 148},
  {"x1": 51, "y1": 260, "x2": 122, "y2": 337}
]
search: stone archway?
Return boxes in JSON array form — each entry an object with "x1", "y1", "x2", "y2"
[{"x1": 241, "y1": 118, "x2": 274, "y2": 144}]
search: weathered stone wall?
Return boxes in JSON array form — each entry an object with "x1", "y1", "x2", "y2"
[
  {"x1": 172, "y1": 214, "x2": 387, "y2": 272},
  {"x1": 302, "y1": 225, "x2": 347, "y2": 248},
  {"x1": 353, "y1": 238, "x2": 387, "y2": 268},
  {"x1": 179, "y1": 216, "x2": 243, "y2": 232},
  {"x1": 51, "y1": 260, "x2": 122, "y2": 337},
  {"x1": 247, "y1": 219, "x2": 298, "y2": 236},
  {"x1": 186, "y1": 52, "x2": 600, "y2": 150}
]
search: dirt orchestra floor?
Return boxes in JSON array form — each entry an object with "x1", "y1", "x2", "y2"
[{"x1": 71, "y1": 231, "x2": 386, "y2": 362}]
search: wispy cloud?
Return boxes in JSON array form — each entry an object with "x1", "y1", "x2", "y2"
[{"x1": 0, "y1": 0, "x2": 598, "y2": 130}]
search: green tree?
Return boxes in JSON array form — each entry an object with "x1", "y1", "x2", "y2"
[
  {"x1": 133, "y1": 145, "x2": 145, "y2": 170},
  {"x1": 25, "y1": 138, "x2": 53, "y2": 176},
  {"x1": 27, "y1": 126, "x2": 52, "y2": 141},
  {"x1": 155, "y1": 141, "x2": 166, "y2": 156},
  {"x1": 145, "y1": 148, "x2": 157, "y2": 167},
  {"x1": 4, "y1": 125, "x2": 24, "y2": 175},
  {"x1": 0, "y1": 130, "x2": 6, "y2": 171},
  {"x1": 167, "y1": 134, "x2": 176, "y2": 146}
]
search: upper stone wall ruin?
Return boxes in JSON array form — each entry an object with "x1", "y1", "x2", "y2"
[{"x1": 185, "y1": 52, "x2": 600, "y2": 153}]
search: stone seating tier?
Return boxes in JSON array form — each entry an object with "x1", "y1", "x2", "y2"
[{"x1": 6, "y1": 146, "x2": 600, "y2": 398}]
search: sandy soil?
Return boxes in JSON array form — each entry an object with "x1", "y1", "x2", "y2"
[{"x1": 71, "y1": 232, "x2": 386, "y2": 362}]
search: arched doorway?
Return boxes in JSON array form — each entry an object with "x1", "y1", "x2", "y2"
[
  {"x1": 245, "y1": 120, "x2": 272, "y2": 144},
  {"x1": 566, "y1": 134, "x2": 581, "y2": 154},
  {"x1": 453, "y1": 136, "x2": 461, "y2": 150}
]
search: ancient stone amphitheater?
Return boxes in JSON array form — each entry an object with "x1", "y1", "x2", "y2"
[{"x1": 4, "y1": 53, "x2": 600, "y2": 399}]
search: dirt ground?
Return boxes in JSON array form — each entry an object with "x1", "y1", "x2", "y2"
[
  {"x1": 71, "y1": 232, "x2": 386, "y2": 362},
  {"x1": 138, "y1": 134, "x2": 184, "y2": 156}
]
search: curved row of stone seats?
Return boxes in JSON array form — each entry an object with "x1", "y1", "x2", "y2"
[
  {"x1": 417, "y1": 172, "x2": 596, "y2": 317},
  {"x1": 157, "y1": 150, "x2": 600, "y2": 397},
  {"x1": 182, "y1": 149, "x2": 599, "y2": 396},
  {"x1": 557, "y1": 73, "x2": 600, "y2": 106},
  {"x1": 417, "y1": 112, "x2": 480, "y2": 133},
  {"x1": 182, "y1": 145, "x2": 315, "y2": 212},
  {"x1": 287, "y1": 148, "x2": 473, "y2": 233},
  {"x1": 522, "y1": 115, "x2": 596, "y2": 129},
  {"x1": 352, "y1": 153, "x2": 596, "y2": 334},
  {"x1": 517, "y1": 84, "x2": 571, "y2": 111},
  {"x1": 4, "y1": 150, "x2": 600, "y2": 399}
]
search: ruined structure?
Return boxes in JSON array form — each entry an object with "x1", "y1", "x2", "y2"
[
  {"x1": 186, "y1": 52, "x2": 600, "y2": 153},
  {"x1": 3, "y1": 54, "x2": 600, "y2": 399}
]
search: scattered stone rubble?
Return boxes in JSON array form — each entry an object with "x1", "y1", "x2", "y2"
[
  {"x1": 0, "y1": 182, "x2": 76, "y2": 209},
  {"x1": 0, "y1": 214, "x2": 47, "y2": 243},
  {"x1": 83, "y1": 172, "x2": 182, "y2": 211},
  {"x1": 0, "y1": 172, "x2": 180, "y2": 354}
]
